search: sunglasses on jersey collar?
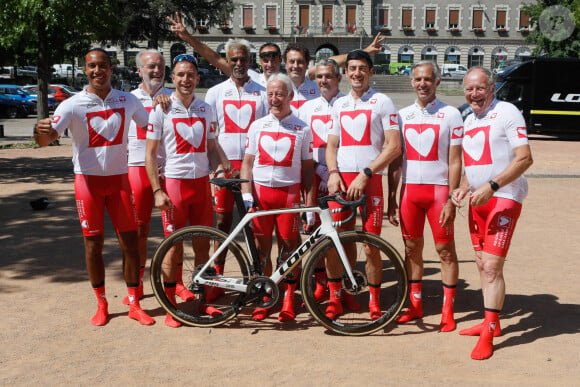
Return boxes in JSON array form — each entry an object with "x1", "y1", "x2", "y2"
[{"x1": 173, "y1": 53, "x2": 198, "y2": 68}]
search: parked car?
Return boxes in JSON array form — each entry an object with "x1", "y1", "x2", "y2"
[
  {"x1": 51, "y1": 64, "x2": 84, "y2": 80},
  {"x1": 22, "y1": 86, "x2": 57, "y2": 111},
  {"x1": 0, "y1": 84, "x2": 36, "y2": 118},
  {"x1": 24, "y1": 84, "x2": 77, "y2": 104},
  {"x1": 442, "y1": 64, "x2": 468, "y2": 77}
]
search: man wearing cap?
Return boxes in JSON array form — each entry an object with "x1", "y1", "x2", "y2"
[
  {"x1": 146, "y1": 53, "x2": 233, "y2": 327},
  {"x1": 325, "y1": 50, "x2": 401, "y2": 320}
]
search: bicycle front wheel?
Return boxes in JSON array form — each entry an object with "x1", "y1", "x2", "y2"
[
  {"x1": 301, "y1": 231, "x2": 408, "y2": 336},
  {"x1": 150, "y1": 226, "x2": 252, "y2": 328}
]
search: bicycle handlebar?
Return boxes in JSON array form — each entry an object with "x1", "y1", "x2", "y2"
[{"x1": 318, "y1": 193, "x2": 367, "y2": 225}]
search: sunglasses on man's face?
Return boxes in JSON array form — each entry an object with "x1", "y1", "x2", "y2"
[{"x1": 259, "y1": 51, "x2": 280, "y2": 61}]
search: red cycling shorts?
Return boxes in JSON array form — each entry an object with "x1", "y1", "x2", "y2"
[
  {"x1": 162, "y1": 176, "x2": 213, "y2": 236},
  {"x1": 74, "y1": 174, "x2": 138, "y2": 236},
  {"x1": 328, "y1": 172, "x2": 383, "y2": 235},
  {"x1": 214, "y1": 160, "x2": 242, "y2": 213},
  {"x1": 128, "y1": 166, "x2": 153, "y2": 225},
  {"x1": 252, "y1": 183, "x2": 300, "y2": 240},
  {"x1": 469, "y1": 197, "x2": 522, "y2": 257},
  {"x1": 399, "y1": 184, "x2": 454, "y2": 243}
]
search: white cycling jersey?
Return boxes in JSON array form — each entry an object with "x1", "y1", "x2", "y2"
[
  {"x1": 128, "y1": 85, "x2": 172, "y2": 166},
  {"x1": 290, "y1": 78, "x2": 320, "y2": 111},
  {"x1": 299, "y1": 93, "x2": 344, "y2": 164},
  {"x1": 52, "y1": 88, "x2": 149, "y2": 176},
  {"x1": 248, "y1": 69, "x2": 268, "y2": 87},
  {"x1": 463, "y1": 99, "x2": 529, "y2": 202},
  {"x1": 147, "y1": 93, "x2": 217, "y2": 179},
  {"x1": 245, "y1": 112, "x2": 313, "y2": 187},
  {"x1": 329, "y1": 88, "x2": 399, "y2": 173},
  {"x1": 399, "y1": 98, "x2": 464, "y2": 185},
  {"x1": 205, "y1": 77, "x2": 268, "y2": 161}
]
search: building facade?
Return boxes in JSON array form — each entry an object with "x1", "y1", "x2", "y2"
[{"x1": 106, "y1": 0, "x2": 533, "y2": 73}]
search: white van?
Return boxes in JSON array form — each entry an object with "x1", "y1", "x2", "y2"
[
  {"x1": 442, "y1": 64, "x2": 468, "y2": 77},
  {"x1": 52, "y1": 64, "x2": 84, "y2": 79}
]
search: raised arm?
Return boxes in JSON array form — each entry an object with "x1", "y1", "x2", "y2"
[
  {"x1": 307, "y1": 32, "x2": 386, "y2": 80},
  {"x1": 168, "y1": 12, "x2": 231, "y2": 76}
]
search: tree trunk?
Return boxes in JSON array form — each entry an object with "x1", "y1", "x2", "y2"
[
  {"x1": 149, "y1": 13, "x2": 159, "y2": 49},
  {"x1": 36, "y1": 5, "x2": 50, "y2": 119}
]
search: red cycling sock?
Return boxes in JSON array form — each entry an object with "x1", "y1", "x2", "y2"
[
  {"x1": 325, "y1": 279, "x2": 343, "y2": 319},
  {"x1": 164, "y1": 284, "x2": 181, "y2": 328},
  {"x1": 314, "y1": 268, "x2": 328, "y2": 302},
  {"x1": 369, "y1": 283, "x2": 382, "y2": 321},
  {"x1": 122, "y1": 269, "x2": 145, "y2": 305},
  {"x1": 214, "y1": 263, "x2": 225, "y2": 276},
  {"x1": 396, "y1": 281, "x2": 423, "y2": 323},
  {"x1": 460, "y1": 320, "x2": 502, "y2": 337},
  {"x1": 471, "y1": 309, "x2": 500, "y2": 360},
  {"x1": 127, "y1": 286, "x2": 155, "y2": 325},
  {"x1": 278, "y1": 281, "x2": 297, "y2": 322},
  {"x1": 440, "y1": 283, "x2": 456, "y2": 332},
  {"x1": 91, "y1": 285, "x2": 108, "y2": 326}
]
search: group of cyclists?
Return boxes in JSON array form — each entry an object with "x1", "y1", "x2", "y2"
[{"x1": 34, "y1": 13, "x2": 533, "y2": 360}]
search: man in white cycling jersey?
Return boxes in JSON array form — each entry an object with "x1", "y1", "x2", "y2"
[
  {"x1": 240, "y1": 73, "x2": 315, "y2": 322},
  {"x1": 205, "y1": 39, "x2": 268, "y2": 244},
  {"x1": 35, "y1": 48, "x2": 155, "y2": 326},
  {"x1": 125, "y1": 49, "x2": 173, "y2": 307},
  {"x1": 325, "y1": 50, "x2": 401, "y2": 321},
  {"x1": 146, "y1": 54, "x2": 233, "y2": 327},
  {"x1": 387, "y1": 61, "x2": 463, "y2": 332},
  {"x1": 451, "y1": 67, "x2": 533, "y2": 360}
]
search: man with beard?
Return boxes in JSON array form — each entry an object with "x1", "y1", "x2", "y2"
[
  {"x1": 205, "y1": 39, "x2": 268, "y2": 256},
  {"x1": 125, "y1": 49, "x2": 173, "y2": 306}
]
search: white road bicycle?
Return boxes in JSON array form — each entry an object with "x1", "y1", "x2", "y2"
[{"x1": 150, "y1": 178, "x2": 408, "y2": 336}]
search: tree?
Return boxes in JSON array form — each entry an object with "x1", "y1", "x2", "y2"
[
  {"x1": 523, "y1": 0, "x2": 580, "y2": 58},
  {"x1": 117, "y1": 0, "x2": 234, "y2": 49},
  {"x1": 0, "y1": 0, "x2": 123, "y2": 118}
]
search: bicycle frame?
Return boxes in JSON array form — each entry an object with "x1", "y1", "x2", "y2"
[{"x1": 192, "y1": 205, "x2": 359, "y2": 294}]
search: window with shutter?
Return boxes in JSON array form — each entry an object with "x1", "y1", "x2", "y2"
[
  {"x1": 300, "y1": 5, "x2": 309, "y2": 27},
  {"x1": 426, "y1": 9, "x2": 435, "y2": 28},
  {"x1": 496, "y1": 10, "x2": 506, "y2": 28},
  {"x1": 473, "y1": 9, "x2": 483, "y2": 29},
  {"x1": 266, "y1": 6, "x2": 276, "y2": 27},
  {"x1": 402, "y1": 8, "x2": 412, "y2": 28},
  {"x1": 323, "y1": 6, "x2": 333, "y2": 26},
  {"x1": 379, "y1": 9, "x2": 388, "y2": 26},
  {"x1": 519, "y1": 11, "x2": 529, "y2": 28},
  {"x1": 449, "y1": 9, "x2": 459, "y2": 28},
  {"x1": 243, "y1": 6, "x2": 253, "y2": 27}
]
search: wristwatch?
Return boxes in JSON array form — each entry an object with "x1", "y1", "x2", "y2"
[
  {"x1": 489, "y1": 180, "x2": 500, "y2": 191},
  {"x1": 363, "y1": 167, "x2": 373, "y2": 178}
]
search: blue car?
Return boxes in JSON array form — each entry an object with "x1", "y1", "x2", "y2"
[
  {"x1": 0, "y1": 84, "x2": 36, "y2": 118},
  {"x1": 22, "y1": 85, "x2": 57, "y2": 111}
]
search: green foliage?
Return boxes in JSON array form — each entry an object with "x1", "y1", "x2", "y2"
[{"x1": 523, "y1": 0, "x2": 580, "y2": 58}]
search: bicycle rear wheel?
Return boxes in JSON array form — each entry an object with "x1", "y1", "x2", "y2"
[
  {"x1": 301, "y1": 231, "x2": 408, "y2": 336},
  {"x1": 150, "y1": 226, "x2": 252, "y2": 327}
]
